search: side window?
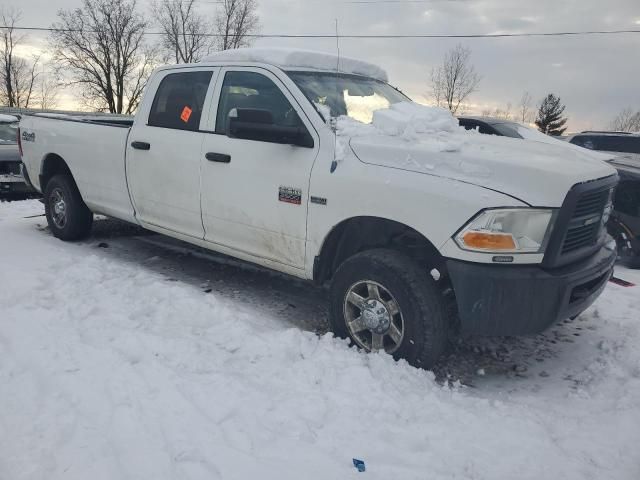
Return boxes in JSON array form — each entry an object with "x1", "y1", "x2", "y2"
[
  {"x1": 572, "y1": 136, "x2": 596, "y2": 150},
  {"x1": 614, "y1": 181, "x2": 640, "y2": 217},
  {"x1": 477, "y1": 123, "x2": 497, "y2": 135},
  {"x1": 215, "y1": 71, "x2": 303, "y2": 134},
  {"x1": 148, "y1": 71, "x2": 213, "y2": 131}
]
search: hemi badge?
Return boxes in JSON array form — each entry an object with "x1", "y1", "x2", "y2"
[
  {"x1": 278, "y1": 186, "x2": 302, "y2": 205},
  {"x1": 310, "y1": 196, "x2": 327, "y2": 206}
]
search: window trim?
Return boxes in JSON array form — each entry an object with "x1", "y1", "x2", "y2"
[
  {"x1": 146, "y1": 68, "x2": 217, "y2": 132},
  {"x1": 205, "y1": 66, "x2": 318, "y2": 147}
]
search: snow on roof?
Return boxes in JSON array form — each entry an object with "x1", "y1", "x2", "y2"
[
  {"x1": 201, "y1": 47, "x2": 389, "y2": 82},
  {"x1": 0, "y1": 114, "x2": 19, "y2": 123}
]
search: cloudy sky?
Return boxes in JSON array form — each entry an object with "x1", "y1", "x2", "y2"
[{"x1": 11, "y1": 0, "x2": 640, "y2": 131}]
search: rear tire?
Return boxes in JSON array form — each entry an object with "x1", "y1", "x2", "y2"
[
  {"x1": 329, "y1": 249, "x2": 448, "y2": 369},
  {"x1": 44, "y1": 174, "x2": 93, "y2": 241}
]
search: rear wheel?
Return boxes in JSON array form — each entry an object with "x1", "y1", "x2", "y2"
[
  {"x1": 329, "y1": 249, "x2": 448, "y2": 369},
  {"x1": 44, "y1": 174, "x2": 93, "y2": 241}
]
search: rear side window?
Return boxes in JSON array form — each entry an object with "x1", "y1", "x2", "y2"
[
  {"x1": 572, "y1": 135, "x2": 640, "y2": 154},
  {"x1": 148, "y1": 71, "x2": 213, "y2": 131},
  {"x1": 0, "y1": 121, "x2": 18, "y2": 144},
  {"x1": 215, "y1": 71, "x2": 303, "y2": 134},
  {"x1": 458, "y1": 119, "x2": 498, "y2": 136}
]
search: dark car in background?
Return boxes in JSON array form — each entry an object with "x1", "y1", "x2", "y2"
[
  {"x1": 458, "y1": 116, "x2": 576, "y2": 146},
  {"x1": 568, "y1": 132, "x2": 640, "y2": 267},
  {"x1": 458, "y1": 116, "x2": 525, "y2": 138},
  {"x1": 0, "y1": 114, "x2": 35, "y2": 198}
]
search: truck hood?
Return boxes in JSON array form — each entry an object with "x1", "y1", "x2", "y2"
[{"x1": 349, "y1": 133, "x2": 617, "y2": 207}]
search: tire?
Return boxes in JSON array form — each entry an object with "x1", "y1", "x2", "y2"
[
  {"x1": 44, "y1": 174, "x2": 93, "y2": 241},
  {"x1": 329, "y1": 249, "x2": 448, "y2": 369}
]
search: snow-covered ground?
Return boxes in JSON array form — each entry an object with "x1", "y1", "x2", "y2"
[{"x1": 1, "y1": 199, "x2": 639, "y2": 480}]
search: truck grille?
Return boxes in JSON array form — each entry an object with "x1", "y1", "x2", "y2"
[
  {"x1": 561, "y1": 189, "x2": 610, "y2": 255},
  {"x1": 543, "y1": 175, "x2": 618, "y2": 268}
]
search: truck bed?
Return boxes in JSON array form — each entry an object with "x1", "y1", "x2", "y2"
[{"x1": 19, "y1": 113, "x2": 136, "y2": 222}]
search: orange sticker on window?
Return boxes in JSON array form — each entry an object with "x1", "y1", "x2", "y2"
[{"x1": 180, "y1": 106, "x2": 193, "y2": 123}]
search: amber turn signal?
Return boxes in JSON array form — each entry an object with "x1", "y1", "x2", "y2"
[{"x1": 461, "y1": 231, "x2": 517, "y2": 250}]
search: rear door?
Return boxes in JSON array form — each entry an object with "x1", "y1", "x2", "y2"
[
  {"x1": 199, "y1": 67, "x2": 319, "y2": 269},
  {"x1": 126, "y1": 67, "x2": 218, "y2": 238}
]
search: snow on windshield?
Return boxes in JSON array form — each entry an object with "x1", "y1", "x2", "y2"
[
  {"x1": 330, "y1": 101, "x2": 473, "y2": 172},
  {"x1": 288, "y1": 71, "x2": 407, "y2": 125}
]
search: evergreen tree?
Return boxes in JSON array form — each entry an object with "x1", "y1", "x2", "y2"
[{"x1": 535, "y1": 94, "x2": 568, "y2": 136}]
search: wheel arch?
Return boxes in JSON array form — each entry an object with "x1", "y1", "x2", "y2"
[
  {"x1": 313, "y1": 216, "x2": 446, "y2": 285},
  {"x1": 39, "y1": 153, "x2": 74, "y2": 192}
]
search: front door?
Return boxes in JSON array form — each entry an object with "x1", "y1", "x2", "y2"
[
  {"x1": 200, "y1": 68, "x2": 319, "y2": 268},
  {"x1": 126, "y1": 68, "x2": 217, "y2": 238}
]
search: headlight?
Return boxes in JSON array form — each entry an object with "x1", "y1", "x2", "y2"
[{"x1": 455, "y1": 208, "x2": 557, "y2": 254}]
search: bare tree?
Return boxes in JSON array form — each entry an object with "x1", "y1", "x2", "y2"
[
  {"x1": 519, "y1": 91, "x2": 533, "y2": 123},
  {"x1": 152, "y1": 0, "x2": 212, "y2": 63},
  {"x1": 610, "y1": 108, "x2": 640, "y2": 132},
  {"x1": 215, "y1": 0, "x2": 260, "y2": 51},
  {"x1": 50, "y1": 0, "x2": 158, "y2": 114},
  {"x1": 1, "y1": 7, "x2": 40, "y2": 108},
  {"x1": 35, "y1": 65, "x2": 61, "y2": 110},
  {"x1": 492, "y1": 102, "x2": 512, "y2": 120},
  {"x1": 430, "y1": 44, "x2": 481, "y2": 115}
]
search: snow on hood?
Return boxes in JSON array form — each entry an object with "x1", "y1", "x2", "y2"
[
  {"x1": 0, "y1": 114, "x2": 19, "y2": 123},
  {"x1": 201, "y1": 47, "x2": 389, "y2": 82},
  {"x1": 338, "y1": 102, "x2": 617, "y2": 206},
  {"x1": 515, "y1": 124, "x2": 615, "y2": 161}
]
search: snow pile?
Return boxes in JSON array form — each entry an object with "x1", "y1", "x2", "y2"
[
  {"x1": 202, "y1": 47, "x2": 389, "y2": 82},
  {"x1": 372, "y1": 102, "x2": 460, "y2": 139},
  {"x1": 333, "y1": 102, "x2": 467, "y2": 165},
  {"x1": 2, "y1": 201, "x2": 640, "y2": 479}
]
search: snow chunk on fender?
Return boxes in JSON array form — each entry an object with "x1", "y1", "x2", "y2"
[
  {"x1": 372, "y1": 102, "x2": 460, "y2": 139},
  {"x1": 202, "y1": 47, "x2": 389, "y2": 82}
]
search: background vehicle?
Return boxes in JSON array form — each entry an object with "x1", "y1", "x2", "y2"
[
  {"x1": 568, "y1": 132, "x2": 640, "y2": 267},
  {"x1": 458, "y1": 116, "x2": 526, "y2": 138},
  {"x1": 19, "y1": 48, "x2": 618, "y2": 368},
  {"x1": 459, "y1": 116, "x2": 589, "y2": 149},
  {"x1": 0, "y1": 114, "x2": 35, "y2": 197}
]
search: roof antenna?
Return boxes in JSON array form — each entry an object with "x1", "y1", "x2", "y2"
[{"x1": 330, "y1": 18, "x2": 340, "y2": 174}]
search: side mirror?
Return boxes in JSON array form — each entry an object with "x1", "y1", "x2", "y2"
[{"x1": 227, "y1": 108, "x2": 314, "y2": 148}]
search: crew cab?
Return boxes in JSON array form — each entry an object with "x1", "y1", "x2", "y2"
[{"x1": 19, "y1": 48, "x2": 619, "y2": 368}]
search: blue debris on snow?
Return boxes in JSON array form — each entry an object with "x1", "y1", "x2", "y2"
[{"x1": 352, "y1": 458, "x2": 366, "y2": 472}]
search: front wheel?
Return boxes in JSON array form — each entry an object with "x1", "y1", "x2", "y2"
[
  {"x1": 44, "y1": 174, "x2": 93, "y2": 241},
  {"x1": 329, "y1": 249, "x2": 449, "y2": 369}
]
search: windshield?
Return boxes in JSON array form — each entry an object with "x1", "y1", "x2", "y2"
[
  {"x1": 0, "y1": 121, "x2": 18, "y2": 144},
  {"x1": 287, "y1": 71, "x2": 409, "y2": 124},
  {"x1": 491, "y1": 122, "x2": 524, "y2": 139}
]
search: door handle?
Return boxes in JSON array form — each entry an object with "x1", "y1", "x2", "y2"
[
  {"x1": 131, "y1": 141, "x2": 151, "y2": 150},
  {"x1": 206, "y1": 152, "x2": 231, "y2": 163}
]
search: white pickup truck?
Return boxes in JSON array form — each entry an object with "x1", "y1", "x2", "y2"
[{"x1": 20, "y1": 48, "x2": 618, "y2": 368}]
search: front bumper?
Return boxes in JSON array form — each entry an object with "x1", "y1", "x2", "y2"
[
  {"x1": 447, "y1": 241, "x2": 616, "y2": 336},
  {"x1": 0, "y1": 174, "x2": 32, "y2": 195}
]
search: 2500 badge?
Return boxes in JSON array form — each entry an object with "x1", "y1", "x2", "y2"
[{"x1": 21, "y1": 131, "x2": 36, "y2": 142}]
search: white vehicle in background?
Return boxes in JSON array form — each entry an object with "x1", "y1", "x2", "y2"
[{"x1": 19, "y1": 48, "x2": 618, "y2": 368}]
